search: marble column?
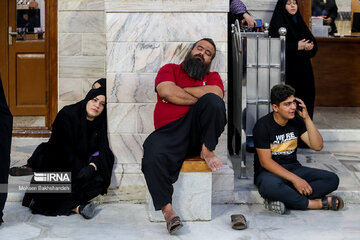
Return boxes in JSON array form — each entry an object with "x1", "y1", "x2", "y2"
[{"x1": 105, "y1": 0, "x2": 233, "y2": 203}]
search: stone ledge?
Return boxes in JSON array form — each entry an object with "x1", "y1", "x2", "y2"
[{"x1": 147, "y1": 172, "x2": 212, "y2": 222}]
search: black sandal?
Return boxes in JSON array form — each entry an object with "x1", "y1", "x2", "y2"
[
  {"x1": 9, "y1": 165, "x2": 33, "y2": 176},
  {"x1": 322, "y1": 195, "x2": 344, "y2": 211}
]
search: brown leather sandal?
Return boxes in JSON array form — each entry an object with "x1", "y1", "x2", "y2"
[
  {"x1": 166, "y1": 216, "x2": 183, "y2": 234},
  {"x1": 231, "y1": 214, "x2": 247, "y2": 230}
]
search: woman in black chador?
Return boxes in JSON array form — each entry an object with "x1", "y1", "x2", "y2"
[
  {"x1": 0, "y1": 75, "x2": 13, "y2": 226},
  {"x1": 269, "y1": 0, "x2": 317, "y2": 118},
  {"x1": 15, "y1": 86, "x2": 114, "y2": 219}
]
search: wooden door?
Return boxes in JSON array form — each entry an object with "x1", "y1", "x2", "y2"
[
  {"x1": 9, "y1": 1, "x2": 47, "y2": 116},
  {"x1": 0, "y1": 0, "x2": 58, "y2": 136}
]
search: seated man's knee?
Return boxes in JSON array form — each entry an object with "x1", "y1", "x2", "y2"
[
  {"x1": 328, "y1": 172, "x2": 340, "y2": 190},
  {"x1": 199, "y1": 93, "x2": 225, "y2": 112}
]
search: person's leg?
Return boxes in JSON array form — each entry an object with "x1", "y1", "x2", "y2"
[
  {"x1": 292, "y1": 165, "x2": 340, "y2": 209},
  {"x1": 142, "y1": 119, "x2": 190, "y2": 211},
  {"x1": 256, "y1": 171, "x2": 309, "y2": 210},
  {"x1": 188, "y1": 93, "x2": 227, "y2": 171}
]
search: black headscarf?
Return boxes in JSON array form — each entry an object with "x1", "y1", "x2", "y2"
[
  {"x1": 269, "y1": 0, "x2": 315, "y2": 42},
  {"x1": 0, "y1": 75, "x2": 13, "y2": 221},
  {"x1": 268, "y1": 0, "x2": 317, "y2": 119},
  {"x1": 92, "y1": 78, "x2": 106, "y2": 89},
  {"x1": 40, "y1": 87, "x2": 114, "y2": 193}
]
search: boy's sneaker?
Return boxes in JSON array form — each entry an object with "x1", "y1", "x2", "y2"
[{"x1": 264, "y1": 199, "x2": 286, "y2": 214}]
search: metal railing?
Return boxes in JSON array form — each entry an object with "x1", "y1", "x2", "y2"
[{"x1": 231, "y1": 20, "x2": 286, "y2": 178}]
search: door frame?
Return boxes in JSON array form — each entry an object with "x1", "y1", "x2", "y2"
[{"x1": 7, "y1": 0, "x2": 58, "y2": 137}]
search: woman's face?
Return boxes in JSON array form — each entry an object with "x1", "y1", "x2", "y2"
[
  {"x1": 86, "y1": 95, "x2": 105, "y2": 121},
  {"x1": 285, "y1": 0, "x2": 298, "y2": 15}
]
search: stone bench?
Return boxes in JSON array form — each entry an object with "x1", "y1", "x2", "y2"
[{"x1": 147, "y1": 156, "x2": 212, "y2": 222}]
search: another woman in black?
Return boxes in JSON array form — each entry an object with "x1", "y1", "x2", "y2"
[
  {"x1": 19, "y1": 86, "x2": 114, "y2": 219},
  {"x1": 269, "y1": 0, "x2": 317, "y2": 118},
  {"x1": 0, "y1": 75, "x2": 13, "y2": 226}
]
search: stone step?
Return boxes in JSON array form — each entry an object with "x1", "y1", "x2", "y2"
[{"x1": 320, "y1": 129, "x2": 360, "y2": 142}]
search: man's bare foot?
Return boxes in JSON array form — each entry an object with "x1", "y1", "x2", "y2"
[
  {"x1": 162, "y1": 203, "x2": 177, "y2": 222},
  {"x1": 200, "y1": 144, "x2": 222, "y2": 172}
]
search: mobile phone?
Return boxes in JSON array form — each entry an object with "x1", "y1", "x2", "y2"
[{"x1": 294, "y1": 99, "x2": 303, "y2": 111}]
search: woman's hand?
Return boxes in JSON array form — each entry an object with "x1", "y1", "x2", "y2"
[
  {"x1": 298, "y1": 39, "x2": 308, "y2": 50},
  {"x1": 304, "y1": 41, "x2": 314, "y2": 51},
  {"x1": 242, "y1": 13, "x2": 257, "y2": 28}
]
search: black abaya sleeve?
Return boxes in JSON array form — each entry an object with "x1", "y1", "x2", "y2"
[
  {"x1": 0, "y1": 75, "x2": 13, "y2": 221},
  {"x1": 46, "y1": 109, "x2": 87, "y2": 174}
]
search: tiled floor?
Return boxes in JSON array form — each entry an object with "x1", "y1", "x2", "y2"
[{"x1": 313, "y1": 107, "x2": 360, "y2": 129}]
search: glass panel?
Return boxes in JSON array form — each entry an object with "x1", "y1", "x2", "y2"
[{"x1": 16, "y1": 0, "x2": 45, "y2": 41}]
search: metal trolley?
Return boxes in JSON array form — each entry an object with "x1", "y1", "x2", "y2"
[{"x1": 231, "y1": 20, "x2": 287, "y2": 178}]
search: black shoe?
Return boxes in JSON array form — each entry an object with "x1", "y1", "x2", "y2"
[
  {"x1": 79, "y1": 202, "x2": 96, "y2": 219},
  {"x1": 9, "y1": 166, "x2": 33, "y2": 176}
]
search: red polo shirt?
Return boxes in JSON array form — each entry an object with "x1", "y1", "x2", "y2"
[{"x1": 154, "y1": 63, "x2": 224, "y2": 129}]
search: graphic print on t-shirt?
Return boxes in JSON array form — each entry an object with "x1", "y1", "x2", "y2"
[{"x1": 270, "y1": 132, "x2": 298, "y2": 155}]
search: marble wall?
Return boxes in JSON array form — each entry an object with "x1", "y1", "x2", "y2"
[
  {"x1": 105, "y1": 0, "x2": 231, "y2": 203},
  {"x1": 56, "y1": 0, "x2": 284, "y2": 204},
  {"x1": 58, "y1": 0, "x2": 106, "y2": 110}
]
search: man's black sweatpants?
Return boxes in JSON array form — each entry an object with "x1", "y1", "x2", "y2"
[
  {"x1": 142, "y1": 93, "x2": 227, "y2": 210},
  {"x1": 255, "y1": 163, "x2": 339, "y2": 210}
]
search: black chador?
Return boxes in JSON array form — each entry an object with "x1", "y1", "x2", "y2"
[
  {"x1": 22, "y1": 87, "x2": 114, "y2": 216},
  {"x1": 269, "y1": 0, "x2": 318, "y2": 118},
  {"x1": 0, "y1": 75, "x2": 13, "y2": 225}
]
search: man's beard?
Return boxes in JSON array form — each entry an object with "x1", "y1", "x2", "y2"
[{"x1": 182, "y1": 52, "x2": 211, "y2": 80}]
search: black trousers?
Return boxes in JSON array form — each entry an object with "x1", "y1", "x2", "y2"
[
  {"x1": 255, "y1": 163, "x2": 339, "y2": 210},
  {"x1": 22, "y1": 173, "x2": 104, "y2": 216},
  {"x1": 142, "y1": 93, "x2": 227, "y2": 210}
]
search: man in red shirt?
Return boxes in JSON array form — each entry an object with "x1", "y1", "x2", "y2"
[{"x1": 142, "y1": 38, "x2": 227, "y2": 234}]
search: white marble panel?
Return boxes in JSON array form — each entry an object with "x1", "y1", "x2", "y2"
[
  {"x1": 105, "y1": 0, "x2": 228, "y2": 12},
  {"x1": 107, "y1": 13, "x2": 166, "y2": 42},
  {"x1": 108, "y1": 134, "x2": 147, "y2": 164},
  {"x1": 59, "y1": 56, "x2": 105, "y2": 78},
  {"x1": 59, "y1": 33, "x2": 82, "y2": 56},
  {"x1": 164, "y1": 13, "x2": 227, "y2": 42},
  {"x1": 131, "y1": 42, "x2": 227, "y2": 74},
  {"x1": 147, "y1": 172, "x2": 212, "y2": 221},
  {"x1": 113, "y1": 163, "x2": 142, "y2": 174},
  {"x1": 162, "y1": 42, "x2": 190, "y2": 64},
  {"x1": 59, "y1": 0, "x2": 105, "y2": 10},
  {"x1": 109, "y1": 173, "x2": 147, "y2": 202},
  {"x1": 107, "y1": 42, "x2": 135, "y2": 73},
  {"x1": 58, "y1": 11, "x2": 104, "y2": 33},
  {"x1": 243, "y1": 0, "x2": 277, "y2": 11},
  {"x1": 107, "y1": 103, "x2": 137, "y2": 133},
  {"x1": 134, "y1": 43, "x2": 163, "y2": 73},
  {"x1": 82, "y1": 33, "x2": 106, "y2": 56},
  {"x1": 209, "y1": 42, "x2": 227, "y2": 74},
  {"x1": 212, "y1": 165, "x2": 234, "y2": 192},
  {"x1": 137, "y1": 104, "x2": 155, "y2": 134},
  {"x1": 214, "y1": 134, "x2": 228, "y2": 165},
  {"x1": 59, "y1": 77, "x2": 84, "y2": 101},
  {"x1": 107, "y1": 13, "x2": 227, "y2": 42},
  {"x1": 106, "y1": 72, "x2": 159, "y2": 104}
]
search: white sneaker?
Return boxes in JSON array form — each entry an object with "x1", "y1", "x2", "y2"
[{"x1": 264, "y1": 199, "x2": 286, "y2": 214}]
